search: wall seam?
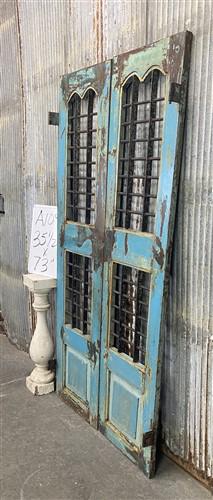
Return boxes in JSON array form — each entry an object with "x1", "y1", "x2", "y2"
[{"x1": 15, "y1": 0, "x2": 32, "y2": 344}]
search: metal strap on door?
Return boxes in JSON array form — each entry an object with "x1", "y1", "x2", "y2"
[{"x1": 56, "y1": 31, "x2": 192, "y2": 477}]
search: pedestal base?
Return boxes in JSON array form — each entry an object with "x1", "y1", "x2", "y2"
[
  {"x1": 26, "y1": 375, "x2": 55, "y2": 395},
  {"x1": 23, "y1": 274, "x2": 56, "y2": 397}
]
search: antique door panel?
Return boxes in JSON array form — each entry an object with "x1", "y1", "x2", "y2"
[
  {"x1": 99, "y1": 33, "x2": 192, "y2": 475},
  {"x1": 57, "y1": 61, "x2": 111, "y2": 425}
]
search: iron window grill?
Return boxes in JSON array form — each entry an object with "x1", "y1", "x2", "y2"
[
  {"x1": 115, "y1": 69, "x2": 165, "y2": 233},
  {"x1": 110, "y1": 263, "x2": 151, "y2": 364},
  {"x1": 66, "y1": 89, "x2": 97, "y2": 225},
  {"x1": 65, "y1": 251, "x2": 92, "y2": 335}
]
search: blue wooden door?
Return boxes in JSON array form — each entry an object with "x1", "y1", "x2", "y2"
[
  {"x1": 99, "y1": 32, "x2": 192, "y2": 476},
  {"x1": 56, "y1": 32, "x2": 191, "y2": 476},
  {"x1": 56, "y1": 61, "x2": 111, "y2": 426}
]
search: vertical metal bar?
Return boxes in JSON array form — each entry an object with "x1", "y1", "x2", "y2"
[
  {"x1": 133, "y1": 270, "x2": 142, "y2": 362},
  {"x1": 133, "y1": 271, "x2": 150, "y2": 363},
  {"x1": 114, "y1": 264, "x2": 124, "y2": 352},
  {"x1": 66, "y1": 253, "x2": 70, "y2": 324},
  {"x1": 85, "y1": 91, "x2": 94, "y2": 224},
  {"x1": 117, "y1": 82, "x2": 131, "y2": 228},
  {"x1": 77, "y1": 257, "x2": 82, "y2": 328},
  {"x1": 74, "y1": 254, "x2": 78, "y2": 329},
  {"x1": 141, "y1": 70, "x2": 159, "y2": 231},
  {"x1": 67, "y1": 101, "x2": 73, "y2": 220},
  {"x1": 126, "y1": 266, "x2": 134, "y2": 357},
  {"x1": 125, "y1": 76, "x2": 139, "y2": 229},
  {"x1": 83, "y1": 257, "x2": 89, "y2": 335},
  {"x1": 72, "y1": 95, "x2": 81, "y2": 222},
  {"x1": 84, "y1": 91, "x2": 94, "y2": 332},
  {"x1": 68, "y1": 252, "x2": 75, "y2": 329}
]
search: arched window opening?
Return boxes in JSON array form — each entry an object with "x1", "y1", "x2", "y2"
[
  {"x1": 116, "y1": 70, "x2": 166, "y2": 234},
  {"x1": 66, "y1": 89, "x2": 97, "y2": 225}
]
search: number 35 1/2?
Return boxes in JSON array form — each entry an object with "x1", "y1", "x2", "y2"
[{"x1": 33, "y1": 231, "x2": 56, "y2": 250}]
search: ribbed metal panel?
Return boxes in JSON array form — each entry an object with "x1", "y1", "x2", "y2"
[
  {"x1": 102, "y1": 0, "x2": 147, "y2": 59},
  {"x1": 144, "y1": 0, "x2": 213, "y2": 483},
  {"x1": 0, "y1": 0, "x2": 30, "y2": 349},
  {"x1": 17, "y1": 0, "x2": 104, "y2": 248},
  {"x1": 0, "y1": 0, "x2": 212, "y2": 484},
  {"x1": 17, "y1": 0, "x2": 62, "y2": 246}
]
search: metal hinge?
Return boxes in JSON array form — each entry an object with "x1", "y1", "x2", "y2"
[
  {"x1": 48, "y1": 112, "x2": 59, "y2": 126},
  {"x1": 142, "y1": 431, "x2": 155, "y2": 447}
]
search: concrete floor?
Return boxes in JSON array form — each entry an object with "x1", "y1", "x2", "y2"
[{"x1": 0, "y1": 334, "x2": 211, "y2": 500}]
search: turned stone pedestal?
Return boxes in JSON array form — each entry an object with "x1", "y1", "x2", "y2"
[{"x1": 23, "y1": 274, "x2": 56, "y2": 395}]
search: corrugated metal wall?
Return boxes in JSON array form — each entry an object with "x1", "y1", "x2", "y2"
[
  {"x1": 0, "y1": 1, "x2": 30, "y2": 349},
  {"x1": 0, "y1": 0, "x2": 212, "y2": 485}
]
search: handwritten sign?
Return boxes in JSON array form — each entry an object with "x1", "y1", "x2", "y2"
[{"x1": 28, "y1": 205, "x2": 57, "y2": 278}]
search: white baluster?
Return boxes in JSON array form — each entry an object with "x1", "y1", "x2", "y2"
[{"x1": 23, "y1": 274, "x2": 56, "y2": 395}]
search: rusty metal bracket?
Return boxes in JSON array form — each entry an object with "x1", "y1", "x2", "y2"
[
  {"x1": 169, "y1": 82, "x2": 182, "y2": 103},
  {"x1": 48, "y1": 112, "x2": 59, "y2": 126},
  {"x1": 0, "y1": 194, "x2": 5, "y2": 215},
  {"x1": 142, "y1": 431, "x2": 155, "y2": 447}
]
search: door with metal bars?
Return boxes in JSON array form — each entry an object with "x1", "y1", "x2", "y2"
[
  {"x1": 56, "y1": 32, "x2": 192, "y2": 476},
  {"x1": 57, "y1": 61, "x2": 111, "y2": 425}
]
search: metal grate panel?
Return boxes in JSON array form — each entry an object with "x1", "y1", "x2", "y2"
[
  {"x1": 115, "y1": 70, "x2": 165, "y2": 233},
  {"x1": 110, "y1": 263, "x2": 151, "y2": 364},
  {"x1": 66, "y1": 90, "x2": 97, "y2": 224},
  {"x1": 65, "y1": 252, "x2": 92, "y2": 335}
]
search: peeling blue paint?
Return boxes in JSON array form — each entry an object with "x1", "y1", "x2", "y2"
[{"x1": 57, "y1": 32, "x2": 191, "y2": 477}]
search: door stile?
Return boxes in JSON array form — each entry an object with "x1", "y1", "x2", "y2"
[
  {"x1": 99, "y1": 67, "x2": 121, "y2": 427},
  {"x1": 141, "y1": 32, "x2": 192, "y2": 476},
  {"x1": 56, "y1": 90, "x2": 68, "y2": 392},
  {"x1": 87, "y1": 60, "x2": 112, "y2": 424}
]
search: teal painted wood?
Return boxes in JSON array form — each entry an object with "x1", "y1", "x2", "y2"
[
  {"x1": 99, "y1": 31, "x2": 192, "y2": 477},
  {"x1": 56, "y1": 90, "x2": 67, "y2": 392},
  {"x1": 64, "y1": 224, "x2": 93, "y2": 256},
  {"x1": 66, "y1": 347, "x2": 90, "y2": 402},
  {"x1": 56, "y1": 31, "x2": 192, "y2": 477},
  {"x1": 56, "y1": 61, "x2": 111, "y2": 426},
  {"x1": 112, "y1": 230, "x2": 162, "y2": 272},
  {"x1": 108, "y1": 349, "x2": 145, "y2": 393},
  {"x1": 109, "y1": 375, "x2": 140, "y2": 441},
  {"x1": 141, "y1": 103, "x2": 180, "y2": 443},
  {"x1": 63, "y1": 326, "x2": 90, "y2": 354}
]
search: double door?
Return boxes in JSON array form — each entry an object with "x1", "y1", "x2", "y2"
[{"x1": 56, "y1": 32, "x2": 191, "y2": 477}]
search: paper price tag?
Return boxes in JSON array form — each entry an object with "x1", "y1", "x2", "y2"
[{"x1": 28, "y1": 205, "x2": 57, "y2": 278}]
